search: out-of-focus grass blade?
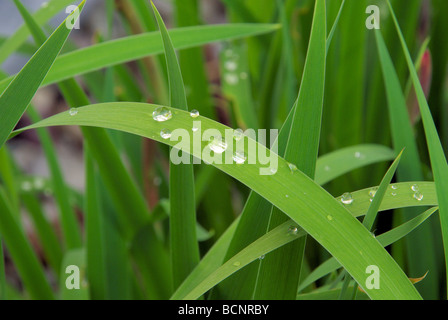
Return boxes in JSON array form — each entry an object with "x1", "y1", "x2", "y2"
[
  {"x1": 0, "y1": 188, "x2": 54, "y2": 299},
  {"x1": 16, "y1": 103, "x2": 424, "y2": 299},
  {"x1": 21, "y1": 193, "x2": 63, "y2": 277},
  {"x1": 220, "y1": 42, "x2": 259, "y2": 129},
  {"x1": 254, "y1": 0, "x2": 326, "y2": 300},
  {"x1": 0, "y1": 236, "x2": 5, "y2": 300},
  {"x1": 315, "y1": 145, "x2": 395, "y2": 186},
  {"x1": 152, "y1": 2, "x2": 199, "y2": 290},
  {"x1": 387, "y1": 0, "x2": 448, "y2": 294},
  {"x1": 375, "y1": 27, "x2": 439, "y2": 298},
  {"x1": 84, "y1": 149, "x2": 107, "y2": 300},
  {"x1": 299, "y1": 206, "x2": 439, "y2": 293},
  {"x1": 0, "y1": 0, "x2": 76, "y2": 64},
  {"x1": 174, "y1": 0, "x2": 215, "y2": 120},
  {"x1": 0, "y1": 24, "x2": 280, "y2": 94},
  {"x1": 59, "y1": 248, "x2": 89, "y2": 300},
  {"x1": 13, "y1": 0, "x2": 85, "y2": 250},
  {"x1": 0, "y1": 1, "x2": 84, "y2": 149}
]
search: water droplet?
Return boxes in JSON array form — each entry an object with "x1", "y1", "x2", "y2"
[
  {"x1": 233, "y1": 151, "x2": 247, "y2": 164},
  {"x1": 190, "y1": 109, "x2": 200, "y2": 118},
  {"x1": 224, "y1": 73, "x2": 239, "y2": 85},
  {"x1": 391, "y1": 192, "x2": 397, "y2": 196},
  {"x1": 340, "y1": 192, "x2": 354, "y2": 205},
  {"x1": 324, "y1": 165, "x2": 331, "y2": 171},
  {"x1": 192, "y1": 126, "x2": 199, "y2": 132},
  {"x1": 285, "y1": 194, "x2": 289, "y2": 198},
  {"x1": 233, "y1": 261, "x2": 241, "y2": 267},
  {"x1": 69, "y1": 108, "x2": 78, "y2": 116},
  {"x1": 270, "y1": 167, "x2": 277, "y2": 175},
  {"x1": 413, "y1": 192, "x2": 424, "y2": 201},
  {"x1": 287, "y1": 162, "x2": 298, "y2": 173},
  {"x1": 233, "y1": 129, "x2": 244, "y2": 141},
  {"x1": 21, "y1": 181, "x2": 32, "y2": 191},
  {"x1": 224, "y1": 49, "x2": 234, "y2": 58},
  {"x1": 369, "y1": 187, "x2": 378, "y2": 198},
  {"x1": 411, "y1": 184, "x2": 419, "y2": 192},
  {"x1": 288, "y1": 226, "x2": 299, "y2": 235},
  {"x1": 152, "y1": 107, "x2": 172, "y2": 122},
  {"x1": 391, "y1": 184, "x2": 398, "y2": 190},
  {"x1": 327, "y1": 215, "x2": 333, "y2": 221},
  {"x1": 259, "y1": 255, "x2": 265, "y2": 260},
  {"x1": 225, "y1": 61, "x2": 238, "y2": 71},
  {"x1": 208, "y1": 137, "x2": 228, "y2": 154},
  {"x1": 355, "y1": 151, "x2": 362, "y2": 159},
  {"x1": 34, "y1": 178, "x2": 44, "y2": 189},
  {"x1": 160, "y1": 129, "x2": 172, "y2": 139}
]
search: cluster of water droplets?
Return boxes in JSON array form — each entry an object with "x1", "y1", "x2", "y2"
[
  {"x1": 411, "y1": 184, "x2": 423, "y2": 201},
  {"x1": 222, "y1": 48, "x2": 247, "y2": 86}
]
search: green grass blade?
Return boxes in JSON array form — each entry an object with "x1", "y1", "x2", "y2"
[
  {"x1": 21, "y1": 193, "x2": 63, "y2": 277},
  {"x1": 374, "y1": 28, "x2": 440, "y2": 298},
  {"x1": 84, "y1": 149, "x2": 107, "y2": 300},
  {"x1": 15, "y1": 102, "x2": 424, "y2": 299},
  {"x1": 299, "y1": 206, "x2": 439, "y2": 293},
  {"x1": 179, "y1": 180, "x2": 439, "y2": 300},
  {"x1": 0, "y1": 1, "x2": 85, "y2": 149},
  {"x1": 152, "y1": 2, "x2": 200, "y2": 289},
  {"x1": 0, "y1": 236, "x2": 5, "y2": 300},
  {"x1": 315, "y1": 145, "x2": 395, "y2": 186},
  {"x1": 177, "y1": 221, "x2": 307, "y2": 300},
  {"x1": 0, "y1": 188, "x2": 54, "y2": 299},
  {"x1": 387, "y1": 0, "x2": 448, "y2": 295},
  {"x1": 254, "y1": 0, "x2": 326, "y2": 300},
  {"x1": 0, "y1": 24, "x2": 280, "y2": 94}
]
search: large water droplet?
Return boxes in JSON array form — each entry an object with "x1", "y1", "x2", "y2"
[
  {"x1": 152, "y1": 107, "x2": 172, "y2": 122},
  {"x1": 413, "y1": 192, "x2": 424, "y2": 201},
  {"x1": 411, "y1": 184, "x2": 419, "y2": 192},
  {"x1": 69, "y1": 108, "x2": 78, "y2": 116},
  {"x1": 288, "y1": 226, "x2": 299, "y2": 235},
  {"x1": 190, "y1": 109, "x2": 200, "y2": 118},
  {"x1": 160, "y1": 129, "x2": 172, "y2": 139},
  {"x1": 208, "y1": 137, "x2": 228, "y2": 154},
  {"x1": 341, "y1": 192, "x2": 354, "y2": 205},
  {"x1": 233, "y1": 151, "x2": 247, "y2": 164}
]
